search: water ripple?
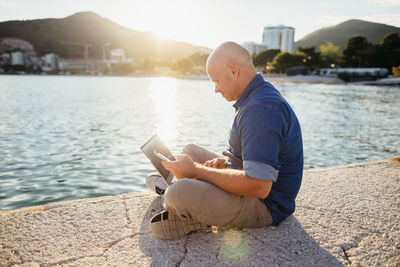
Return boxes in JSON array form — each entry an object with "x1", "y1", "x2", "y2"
[{"x1": 0, "y1": 76, "x2": 399, "y2": 210}]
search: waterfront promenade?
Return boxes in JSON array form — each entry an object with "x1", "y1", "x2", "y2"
[{"x1": 1, "y1": 158, "x2": 399, "y2": 266}]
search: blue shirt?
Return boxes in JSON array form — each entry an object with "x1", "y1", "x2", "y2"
[{"x1": 222, "y1": 73, "x2": 303, "y2": 225}]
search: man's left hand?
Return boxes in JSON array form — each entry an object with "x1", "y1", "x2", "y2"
[
  {"x1": 162, "y1": 154, "x2": 197, "y2": 179},
  {"x1": 204, "y1": 157, "x2": 227, "y2": 169}
]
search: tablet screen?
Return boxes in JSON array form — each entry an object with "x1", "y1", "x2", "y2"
[{"x1": 140, "y1": 135, "x2": 175, "y2": 184}]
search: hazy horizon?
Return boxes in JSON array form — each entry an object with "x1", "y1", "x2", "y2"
[{"x1": 0, "y1": 0, "x2": 400, "y2": 48}]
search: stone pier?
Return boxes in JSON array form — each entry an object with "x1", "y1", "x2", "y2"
[{"x1": 1, "y1": 159, "x2": 399, "y2": 266}]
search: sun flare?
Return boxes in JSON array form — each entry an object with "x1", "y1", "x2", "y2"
[{"x1": 128, "y1": 0, "x2": 201, "y2": 45}]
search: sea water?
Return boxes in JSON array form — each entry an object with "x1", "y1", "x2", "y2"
[{"x1": 0, "y1": 75, "x2": 399, "y2": 210}]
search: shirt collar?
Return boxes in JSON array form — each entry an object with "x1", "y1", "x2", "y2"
[{"x1": 233, "y1": 73, "x2": 264, "y2": 110}]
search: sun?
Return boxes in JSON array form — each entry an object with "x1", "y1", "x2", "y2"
[{"x1": 127, "y1": 0, "x2": 200, "y2": 45}]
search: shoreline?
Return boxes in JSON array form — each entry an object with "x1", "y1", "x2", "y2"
[
  {"x1": 2, "y1": 73, "x2": 400, "y2": 86},
  {"x1": 264, "y1": 74, "x2": 344, "y2": 85}
]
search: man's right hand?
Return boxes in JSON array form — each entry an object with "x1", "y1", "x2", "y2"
[{"x1": 204, "y1": 157, "x2": 228, "y2": 169}]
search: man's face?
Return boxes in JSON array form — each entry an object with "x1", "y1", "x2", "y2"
[{"x1": 207, "y1": 61, "x2": 239, "y2": 102}]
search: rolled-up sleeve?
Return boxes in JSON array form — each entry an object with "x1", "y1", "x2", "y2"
[
  {"x1": 243, "y1": 160, "x2": 278, "y2": 182},
  {"x1": 239, "y1": 101, "x2": 284, "y2": 181}
]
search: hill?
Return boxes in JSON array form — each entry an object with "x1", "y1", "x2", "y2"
[
  {"x1": 0, "y1": 12, "x2": 211, "y2": 60},
  {"x1": 295, "y1": 19, "x2": 400, "y2": 51}
]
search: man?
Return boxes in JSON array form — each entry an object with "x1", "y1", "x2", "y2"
[{"x1": 148, "y1": 41, "x2": 303, "y2": 240}]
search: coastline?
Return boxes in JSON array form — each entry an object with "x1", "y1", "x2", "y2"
[
  {"x1": 264, "y1": 74, "x2": 344, "y2": 84},
  {"x1": 1, "y1": 158, "x2": 399, "y2": 266},
  {"x1": 2, "y1": 73, "x2": 399, "y2": 86}
]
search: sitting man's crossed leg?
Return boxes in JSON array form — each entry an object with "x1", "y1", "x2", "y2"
[{"x1": 150, "y1": 144, "x2": 273, "y2": 240}]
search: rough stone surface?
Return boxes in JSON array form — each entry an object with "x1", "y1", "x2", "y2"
[{"x1": 1, "y1": 159, "x2": 399, "y2": 266}]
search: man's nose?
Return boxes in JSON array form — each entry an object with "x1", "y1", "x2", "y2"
[{"x1": 214, "y1": 85, "x2": 220, "y2": 93}]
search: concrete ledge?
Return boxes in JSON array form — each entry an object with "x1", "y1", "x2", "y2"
[{"x1": 1, "y1": 159, "x2": 399, "y2": 266}]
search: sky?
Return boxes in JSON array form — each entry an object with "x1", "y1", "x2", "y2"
[{"x1": 0, "y1": 0, "x2": 400, "y2": 48}]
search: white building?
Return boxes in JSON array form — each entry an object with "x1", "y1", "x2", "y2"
[
  {"x1": 45, "y1": 53, "x2": 60, "y2": 70},
  {"x1": 11, "y1": 51, "x2": 25, "y2": 65},
  {"x1": 262, "y1": 25, "x2": 295, "y2": 53},
  {"x1": 242, "y1": 42, "x2": 268, "y2": 55},
  {"x1": 59, "y1": 59, "x2": 98, "y2": 73},
  {"x1": 110, "y1": 49, "x2": 126, "y2": 64}
]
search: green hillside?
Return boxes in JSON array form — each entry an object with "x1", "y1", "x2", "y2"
[
  {"x1": 295, "y1": 19, "x2": 400, "y2": 51},
  {"x1": 0, "y1": 11, "x2": 211, "y2": 60}
]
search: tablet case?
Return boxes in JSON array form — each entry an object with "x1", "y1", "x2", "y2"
[{"x1": 140, "y1": 134, "x2": 175, "y2": 184}]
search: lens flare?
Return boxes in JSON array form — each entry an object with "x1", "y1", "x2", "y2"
[{"x1": 218, "y1": 229, "x2": 251, "y2": 263}]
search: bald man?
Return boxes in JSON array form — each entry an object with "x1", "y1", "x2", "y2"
[{"x1": 149, "y1": 42, "x2": 303, "y2": 240}]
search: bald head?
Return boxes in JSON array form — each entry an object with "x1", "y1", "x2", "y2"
[
  {"x1": 206, "y1": 42, "x2": 257, "y2": 102},
  {"x1": 207, "y1": 41, "x2": 254, "y2": 71}
]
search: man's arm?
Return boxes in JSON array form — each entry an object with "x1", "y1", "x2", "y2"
[{"x1": 162, "y1": 155, "x2": 272, "y2": 199}]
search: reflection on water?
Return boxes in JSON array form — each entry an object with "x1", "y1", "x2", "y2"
[
  {"x1": 0, "y1": 76, "x2": 399, "y2": 210},
  {"x1": 148, "y1": 77, "x2": 178, "y2": 143}
]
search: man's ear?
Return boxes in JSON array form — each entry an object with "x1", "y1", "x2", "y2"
[{"x1": 227, "y1": 62, "x2": 239, "y2": 79}]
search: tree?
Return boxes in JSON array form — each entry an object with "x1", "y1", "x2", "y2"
[
  {"x1": 297, "y1": 47, "x2": 321, "y2": 69},
  {"x1": 381, "y1": 32, "x2": 400, "y2": 51},
  {"x1": 362, "y1": 33, "x2": 400, "y2": 71},
  {"x1": 379, "y1": 33, "x2": 400, "y2": 71},
  {"x1": 340, "y1": 36, "x2": 371, "y2": 67},
  {"x1": 392, "y1": 65, "x2": 400, "y2": 76},
  {"x1": 320, "y1": 42, "x2": 340, "y2": 67},
  {"x1": 365, "y1": 44, "x2": 386, "y2": 67},
  {"x1": 112, "y1": 62, "x2": 135, "y2": 74},
  {"x1": 252, "y1": 49, "x2": 280, "y2": 67},
  {"x1": 172, "y1": 52, "x2": 209, "y2": 74},
  {"x1": 139, "y1": 59, "x2": 154, "y2": 71},
  {"x1": 173, "y1": 58, "x2": 194, "y2": 73},
  {"x1": 271, "y1": 52, "x2": 305, "y2": 73}
]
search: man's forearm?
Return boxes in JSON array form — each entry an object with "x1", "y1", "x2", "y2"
[{"x1": 192, "y1": 163, "x2": 272, "y2": 199}]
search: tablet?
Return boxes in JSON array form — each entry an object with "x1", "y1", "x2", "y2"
[{"x1": 140, "y1": 134, "x2": 175, "y2": 185}]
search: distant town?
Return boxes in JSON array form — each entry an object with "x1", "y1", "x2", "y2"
[
  {"x1": 243, "y1": 25, "x2": 399, "y2": 82},
  {"x1": 0, "y1": 38, "x2": 138, "y2": 75},
  {"x1": 0, "y1": 25, "x2": 295, "y2": 76},
  {"x1": 1, "y1": 19, "x2": 399, "y2": 83}
]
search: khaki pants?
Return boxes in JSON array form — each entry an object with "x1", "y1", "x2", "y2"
[{"x1": 163, "y1": 144, "x2": 274, "y2": 228}]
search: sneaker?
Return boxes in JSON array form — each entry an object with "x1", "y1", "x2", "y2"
[
  {"x1": 150, "y1": 210, "x2": 210, "y2": 240},
  {"x1": 146, "y1": 173, "x2": 168, "y2": 196}
]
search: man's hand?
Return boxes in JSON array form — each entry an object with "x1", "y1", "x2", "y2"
[
  {"x1": 162, "y1": 154, "x2": 197, "y2": 179},
  {"x1": 164, "y1": 154, "x2": 272, "y2": 199},
  {"x1": 204, "y1": 157, "x2": 228, "y2": 169}
]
